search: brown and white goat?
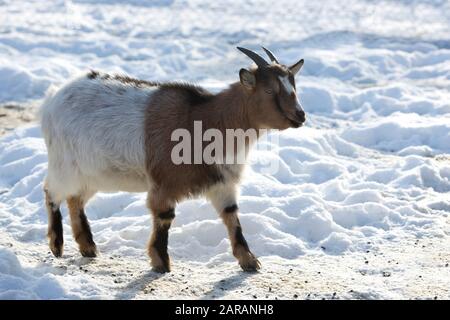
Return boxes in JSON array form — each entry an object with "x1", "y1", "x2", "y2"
[{"x1": 40, "y1": 47, "x2": 305, "y2": 272}]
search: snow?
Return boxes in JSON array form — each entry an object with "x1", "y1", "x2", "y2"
[{"x1": 1, "y1": 0, "x2": 450, "y2": 299}]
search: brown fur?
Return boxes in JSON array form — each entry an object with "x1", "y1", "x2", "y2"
[
  {"x1": 143, "y1": 65, "x2": 299, "y2": 204},
  {"x1": 67, "y1": 196, "x2": 97, "y2": 257},
  {"x1": 112, "y1": 74, "x2": 158, "y2": 87},
  {"x1": 87, "y1": 70, "x2": 99, "y2": 79},
  {"x1": 148, "y1": 214, "x2": 173, "y2": 273},
  {"x1": 142, "y1": 63, "x2": 303, "y2": 272}
]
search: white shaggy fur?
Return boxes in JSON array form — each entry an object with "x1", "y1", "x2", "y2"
[
  {"x1": 206, "y1": 182, "x2": 238, "y2": 212},
  {"x1": 41, "y1": 73, "x2": 157, "y2": 204}
]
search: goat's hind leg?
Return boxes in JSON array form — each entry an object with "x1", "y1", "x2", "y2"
[
  {"x1": 44, "y1": 188, "x2": 64, "y2": 257},
  {"x1": 67, "y1": 194, "x2": 97, "y2": 257}
]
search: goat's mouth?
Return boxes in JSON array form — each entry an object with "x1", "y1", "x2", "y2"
[
  {"x1": 275, "y1": 97, "x2": 305, "y2": 129},
  {"x1": 287, "y1": 116, "x2": 305, "y2": 128},
  {"x1": 285, "y1": 111, "x2": 306, "y2": 128}
]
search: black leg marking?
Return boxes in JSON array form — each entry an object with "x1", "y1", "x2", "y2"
[
  {"x1": 78, "y1": 209, "x2": 94, "y2": 245},
  {"x1": 234, "y1": 225, "x2": 260, "y2": 272},
  {"x1": 152, "y1": 223, "x2": 170, "y2": 272},
  {"x1": 235, "y1": 225, "x2": 250, "y2": 251},
  {"x1": 77, "y1": 208, "x2": 96, "y2": 257},
  {"x1": 50, "y1": 205, "x2": 64, "y2": 257},
  {"x1": 224, "y1": 204, "x2": 238, "y2": 213},
  {"x1": 158, "y1": 208, "x2": 175, "y2": 220}
]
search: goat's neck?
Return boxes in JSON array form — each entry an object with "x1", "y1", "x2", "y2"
[{"x1": 208, "y1": 82, "x2": 256, "y2": 132}]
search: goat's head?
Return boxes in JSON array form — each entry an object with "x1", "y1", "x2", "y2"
[{"x1": 237, "y1": 46, "x2": 305, "y2": 130}]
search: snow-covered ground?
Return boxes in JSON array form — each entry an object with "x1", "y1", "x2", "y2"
[{"x1": 1, "y1": 0, "x2": 449, "y2": 299}]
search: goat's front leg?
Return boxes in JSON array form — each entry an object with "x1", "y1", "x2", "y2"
[
  {"x1": 147, "y1": 189, "x2": 175, "y2": 273},
  {"x1": 208, "y1": 184, "x2": 261, "y2": 272},
  {"x1": 221, "y1": 205, "x2": 261, "y2": 271}
]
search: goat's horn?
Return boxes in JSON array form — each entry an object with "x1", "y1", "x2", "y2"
[
  {"x1": 261, "y1": 46, "x2": 279, "y2": 64},
  {"x1": 237, "y1": 47, "x2": 269, "y2": 68}
]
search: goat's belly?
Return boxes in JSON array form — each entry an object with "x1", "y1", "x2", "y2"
[{"x1": 86, "y1": 171, "x2": 149, "y2": 193}]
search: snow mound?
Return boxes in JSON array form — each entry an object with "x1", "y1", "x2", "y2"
[
  {"x1": 0, "y1": 64, "x2": 51, "y2": 103},
  {"x1": 0, "y1": 248, "x2": 69, "y2": 299},
  {"x1": 342, "y1": 114, "x2": 450, "y2": 154}
]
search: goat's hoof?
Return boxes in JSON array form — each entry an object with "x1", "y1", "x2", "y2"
[
  {"x1": 80, "y1": 244, "x2": 97, "y2": 258},
  {"x1": 149, "y1": 247, "x2": 171, "y2": 273},
  {"x1": 50, "y1": 246, "x2": 63, "y2": 258},
  {"x1": 152, "y1": 265, "x2": 171, "y2": 273},
  {"x1": 239, "y1": 253, "x2": 261, "y2": 272},
  {"x1": 80, "y1": 249, "x2": 97, "y2": 258},
  {"x1": 49, "y1": 242, "x2": 63, "y2": 258}
]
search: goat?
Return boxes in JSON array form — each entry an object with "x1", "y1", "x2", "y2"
[{"x1": 40, "y1": 47, "x2": 305, "y2": 273}]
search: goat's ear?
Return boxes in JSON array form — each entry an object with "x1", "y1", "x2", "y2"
[
  {"x1": 239, "y1": 68, "x2": 256, "y2": 90},
  {"x1": 289, "y1": 59, "x2": 304, "y2": 75}
]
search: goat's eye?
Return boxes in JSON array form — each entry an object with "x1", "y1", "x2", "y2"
[{"x1": 265, "y1": 89, "x2": 273, "y2": 94}]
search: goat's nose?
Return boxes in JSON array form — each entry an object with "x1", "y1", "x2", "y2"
[{"x1": 296, "y1": 110, "x2": 306, "y2": 122}]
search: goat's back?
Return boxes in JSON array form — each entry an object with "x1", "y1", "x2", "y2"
[{"x1": 41, "y1": 72, "x2": 158, "y2": 195}]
